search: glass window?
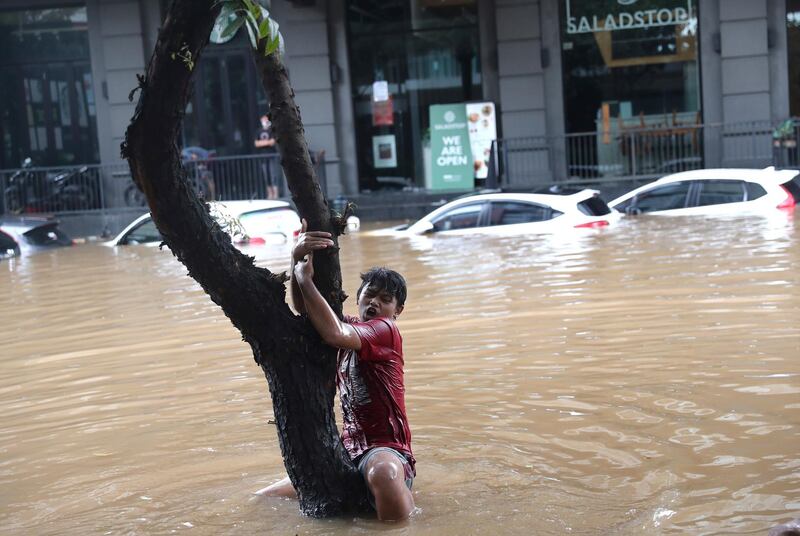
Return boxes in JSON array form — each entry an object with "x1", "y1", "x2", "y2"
[
  {"x1": 238, "y1": 208, "x2": 295, "y2": 238},
  {"x1": 745, "y1": 182, "x2": 767, "y2": 201},
  {"x1": 123, "y1": 219, "x2": 162, "y2": 245},
  {"x1": 23, "y1": 224, "x2": 72, "y2": 247},
  {"x1": 488, "y1": 201, "x2": 555, "y2": 225},
  {"x1": 0, "y1": 7, "x2": 98, "y2": 167},
  {"x1": 577, "y1": 196, "x2": 611, "y2": 215},
  {"x1": 789, "y1": 1, "x2": 800, "y2": 117},
  {"x1": 431, "y1": 203, "x2": 484, "y2": 231},
  {"x1": 0, "y1": 230, "x2": 19, "y2": 257},
  {"x1": 182, "y1": 34, "x2": 266, "y2": 157},
  {"x1": 782, "y1": 175, "x2": 800, "y2": 201},
  {"x1": 560, "y1": 0, "x2": 701, "y2": 178},
  {"x1": 633, "y1": 181, "x2": 691, "y2": 213},
  {"x1": 347, "y1": 1, "x2": 481, "y2": 191},
  {"x1": 695, "y1": 180, "x2": 745, "y2": 206}
]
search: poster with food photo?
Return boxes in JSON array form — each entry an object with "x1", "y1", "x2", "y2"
[{"x1": 465, "y1": 102, "x2": 497, "y2": 179}]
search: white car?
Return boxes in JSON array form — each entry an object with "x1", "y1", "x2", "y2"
[
  {"x1": 374, "y1": 189, "x2": 620, "y2": 236},
  {"x1": 107, "y1": 200, "x2": 301, "y2": 247},
  {"x1": 609, "y1": 167, "x2": 800, "y2": 216}
]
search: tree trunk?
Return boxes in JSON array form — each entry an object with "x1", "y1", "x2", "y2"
[{"x1": 123, "y1": 0, "x2": 366, "y2": 517}]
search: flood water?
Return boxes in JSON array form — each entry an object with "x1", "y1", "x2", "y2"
[{"x1": 2, "y1": 213, "x2": 799, "y2": 535}]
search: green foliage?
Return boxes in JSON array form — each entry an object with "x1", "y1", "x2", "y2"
[
  {"x1": 170, "y1": 43, "x2": 194, "y2": 71},
  {"x1": 210, "y1": 0, "x2": 284, "y2": 56}
]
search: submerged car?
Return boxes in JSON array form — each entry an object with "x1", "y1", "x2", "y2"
[
  {"x1": 0, "y1": 229, "x2": 20, "y2": 259},
  {"x1": 375, "y1": 189, "x2": 619, "y2": 236},
  {"x1": 107, "y1": 200, "x2": 301, "y2": 247},
  {"x1": 609, "y1": 167, "x2": 800, "y2": 216},
  {"x1": 0, "y1": 217, "x2": 74, "y2": 256}
]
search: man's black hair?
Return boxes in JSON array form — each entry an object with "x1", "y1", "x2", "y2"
[{"x1": 357, "y1": 267, "x2": 407, "y2": 307}]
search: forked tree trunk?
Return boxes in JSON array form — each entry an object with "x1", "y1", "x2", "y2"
[{"x1": 122, "y1": 0, "x2": 367, "y2": 517}]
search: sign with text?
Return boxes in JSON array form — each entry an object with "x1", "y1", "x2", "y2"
[
  {"x1": 564, "y1": 0, "x2": 693, "y2": 34},
  {"x1": 372, "y1": 134, "x2": 397, "y2": 169},
  {"x1": 466, "y1": 102, "x2": 497, "y2": 180},
  {"x1": 429, "y1": 104, "x2": 474, "y2": 190}
]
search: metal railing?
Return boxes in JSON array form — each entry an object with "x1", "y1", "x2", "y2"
[
  {"x1": 493, "y1": 119, "x2": 800, "y2": 188},
  {"x1": 0, "y1": 152, "x2": 327, "y2": 216}
]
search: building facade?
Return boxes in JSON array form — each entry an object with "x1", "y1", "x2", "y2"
[{"x1": 1, "y1": 0, "x2": 798, "y2": 202}]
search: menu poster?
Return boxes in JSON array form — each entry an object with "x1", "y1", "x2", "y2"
[
  {"x1": 465, "y1": 102, "x2": 497, "y2": 179},
  {"x1": 372, "y1": 134, "x2": 397, "y2": 169},
  {"x1": 372, "y1": 97, "x2": 394, "y2": 126}
]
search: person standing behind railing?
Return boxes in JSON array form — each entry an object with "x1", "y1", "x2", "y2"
[{"x1": 254, "y1": 113, "x2": 278, "y2": 200}]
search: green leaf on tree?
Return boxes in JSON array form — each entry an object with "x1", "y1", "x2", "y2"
[
  {"x1": 210, "y1": 3, "x2": 241, "y2": 44},
  {"x1": 244, "y1": 17, "x2": 258, "y2": 49}
]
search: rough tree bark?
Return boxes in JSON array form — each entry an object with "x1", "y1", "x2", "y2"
[{"x1": 122, "y1": 0, "x2": 367, "y2": 517}]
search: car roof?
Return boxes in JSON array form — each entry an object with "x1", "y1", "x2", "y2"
[
  {"x1": 124, "y1": 200, "x2": 292, "y2": 225},
  {"x1": 215, "y1": 199, "x2": 292, "y2": 215},
  {"x1": 654, "y1": 167, "x2": 799, "y2": 184},
  {"x1": 0, "y1": 216, "x2": 62, "y2": 233},
  {"x1": 434, "y1": 190, "x2": 600, "y2": 212}
]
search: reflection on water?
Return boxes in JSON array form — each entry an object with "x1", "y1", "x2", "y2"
[{"x1": 1, "y1": 213, "x2": 799, "y2": 535}]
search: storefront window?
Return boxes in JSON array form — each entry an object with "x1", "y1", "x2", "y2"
[
  {"x1": 560, "y1": 0, "x2": 700, "y2": 178},
  {"x1": 182, "y1": 33, "x2": 266, "y2": 156},
  {"x1": 347, "y1": 0, "x2": 482, "y2": 191},
  {"x1": 789, "y1": 0, "x2": 800, "y2": 117},
  {"x1": 0, "y1": 7, "x2": 98, "y2": 168}
]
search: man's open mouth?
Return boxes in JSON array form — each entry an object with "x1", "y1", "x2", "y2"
[{"x1": 365, "y1": 307, "x2": 377, "y2": 317}]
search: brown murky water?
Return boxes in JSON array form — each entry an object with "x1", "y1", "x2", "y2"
[{"x1": 2, "y1": 213, "x2": 799, "y2": 535}]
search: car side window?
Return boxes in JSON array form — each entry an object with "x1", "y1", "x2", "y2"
[
  {"x1": 633, "y1": 181, "x2": 691, "y2": 213},
  {"x1": 488, "y1": 202, "x2": 556, "y2": 225},
  {"x1": 431, "y1": 203, "x2": 484, "y2": 232},
  {"x1": 695, "y1": 180, "x2": 746, "y2": 207},
  {"x1": 124, "y1": 219, "x2": 162, "y2": 244},
  {"x1": 745, "y1": 181, "x2": 767, "y2": 201}
]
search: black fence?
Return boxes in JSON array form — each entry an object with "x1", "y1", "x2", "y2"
[
  {"x1": 492, "y1": 119, "x2": 800, "y2": 189},
  {"x1": 0, "y1": 152, "x2": 327, "y2": 216}
]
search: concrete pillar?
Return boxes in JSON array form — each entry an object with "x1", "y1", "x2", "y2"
[{"x1": 272, "y1": 0, "x2": 345, "y2": 197}]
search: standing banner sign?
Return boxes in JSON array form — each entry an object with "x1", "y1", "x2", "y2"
[
  {"x1": 466, "y1": 102, "x2": 497, "y2": 179},
  {"x1": 429, "y1": 104, "x2": 474, "y2": 190}
]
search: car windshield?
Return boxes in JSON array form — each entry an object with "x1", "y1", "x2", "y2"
[
  {"x1": 23, "y1": 224, "x2": 72, "y2": 247},
  {"x1": 124, "y1": 219, "x2": 162, "y2": 244},
  {"x1": 577, "y1": 196, "x2": 611, "y2": 216}
]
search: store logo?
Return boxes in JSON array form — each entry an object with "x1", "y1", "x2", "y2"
[
  {"x1": 565, "y1": 0, "x2": 691, "y2": 34},
  {"x1": 444, "y1": 111, "x2": 456, "y2": 123}
]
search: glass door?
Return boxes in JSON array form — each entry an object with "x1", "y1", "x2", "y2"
[
  {"x1": 789, "y1": 0, "x2": 800, "y2": 117},
  {"x1": 183, "y1": 38, "x2": 264, "y2": 156},
  {"x1": 347, "y1": 0, "x2": 482, "y2": 192}
]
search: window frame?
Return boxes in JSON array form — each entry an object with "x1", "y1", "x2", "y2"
[
  {"x1": 689, "y1": 179, "x2": 748, "y2": 207},
  {"x1": 630, "y1": 180, "x2": 693, "y2": 213},
  {"x1": 429, "y1": 201, "x2": 488, "y2": 233},
  {"x1": 487, "y1": 200, "x2": 561, "y2": 226}
]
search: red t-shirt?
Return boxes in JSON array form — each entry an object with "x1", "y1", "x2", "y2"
[{"x1": 337, "y1": 316, "x2": 415, "y2": 475}]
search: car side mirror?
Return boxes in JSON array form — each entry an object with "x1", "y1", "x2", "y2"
[{"x1": 418, "y1": 220, "x2": 435, "y2": 234}]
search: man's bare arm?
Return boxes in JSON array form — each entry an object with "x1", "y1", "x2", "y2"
[
  {"x1": 290, "y1": 219, "x2": 333, "y2": 315},
  {"x1": 254, "y1": 138, "x2": 275, "y2": 148},
  {"x1": 294, "y1": 252, "x2": 361, "y2": 351}
]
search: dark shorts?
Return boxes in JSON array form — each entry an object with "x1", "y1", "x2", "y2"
[{"x1": 356, "y1": 447, "x2": 414, "y2": 509}]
